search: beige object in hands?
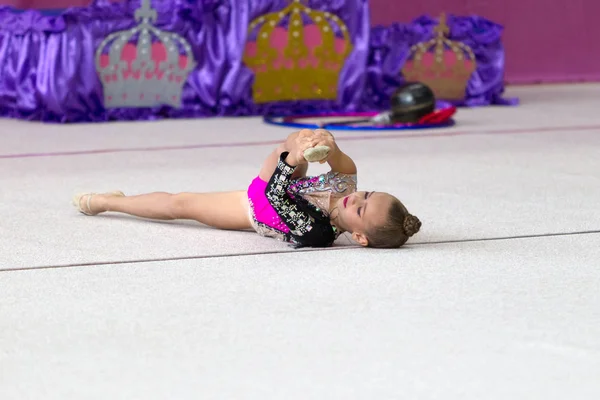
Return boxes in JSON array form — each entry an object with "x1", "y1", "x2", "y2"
[{"x1": 303, "y1": 145, "x2": 331, "y2": 163}]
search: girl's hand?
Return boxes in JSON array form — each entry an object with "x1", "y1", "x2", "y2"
[
  {"x1": 312, "y1": 129, "x2": 338, "y2": 163},
  {"x1": 285, "y1": 130, "x2": 319, "y2": 166}
]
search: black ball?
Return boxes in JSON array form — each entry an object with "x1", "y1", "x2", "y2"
[{"x1": 390, "y1": 82, "x2": 436, "y2": 123}]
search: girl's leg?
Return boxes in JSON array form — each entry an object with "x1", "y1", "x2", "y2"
[
  {"x1": 73, "y1": 130, "x2": 319, "y2": 230},
  {"x1": 76, "y1": 190, "x2": 252, "y2": 230}
]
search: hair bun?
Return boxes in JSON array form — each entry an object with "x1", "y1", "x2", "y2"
[{"x1": 403, "y1": 214, "x2": 422, "y2": 237}]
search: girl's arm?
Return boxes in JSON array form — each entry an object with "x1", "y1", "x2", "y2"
[
  {"x1": 265, "y1": 152, "x2": 314, "y2": 236},
  {"x1": 265, "y1": 151, "x2": 337, "y2": 247},
  {"x1": 326, "y1": 149, "x2": 357, "y2": 175},
  {"x1": 311, "y1": 129, "x2": 357, "y2": 175},
  {"x1": 282, "y1": 129, "x2": 356, "y2": 175}
]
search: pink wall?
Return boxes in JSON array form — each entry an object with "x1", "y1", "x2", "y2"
[
  {"x1": 369, "y1": 0, "x2": 600, "y2": 84},
  {"x1": 0, "y1": 0, "x2": 85, "y2": 7},
  {"x1": 2, "y1": 0, "x2": 598, "y2": 84},
  {"x1": 0, "y1": 0, "x2": 113, "y2": 7}
]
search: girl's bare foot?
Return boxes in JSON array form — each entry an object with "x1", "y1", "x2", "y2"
[{"x1": 72, "y1": 191, "x2": 125, "y2": 216}]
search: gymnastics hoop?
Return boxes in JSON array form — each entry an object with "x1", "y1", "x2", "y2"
[{"x1": 263, "y1": 101, "x2": 457, "y2": 131}]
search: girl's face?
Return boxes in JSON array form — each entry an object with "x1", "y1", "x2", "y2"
[{"x1": 332, "y1": 191, "x2": 395, "y2": 246}]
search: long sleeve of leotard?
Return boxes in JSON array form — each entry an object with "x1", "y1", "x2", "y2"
[{"x1": 265, "y1": 152, "x2": 336, "y2": 247}]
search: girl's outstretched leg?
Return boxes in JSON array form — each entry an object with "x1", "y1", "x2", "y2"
[{"x1": 73, "y1": 190, "x2": 252, "y2": 230}]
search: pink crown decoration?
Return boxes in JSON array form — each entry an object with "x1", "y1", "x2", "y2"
[
  {"x1": 402, "y1": 13, "x2": 476, "y2": 100},
  {"x1": 243, "y1": 0, "x2": 353, "y2": 103},
  {"x1": 94, "y1": 0, "x2": 196, "y2": 108}
]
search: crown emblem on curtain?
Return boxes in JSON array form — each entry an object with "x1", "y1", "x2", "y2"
[
  {"x1": 243, "y1": 0, "x2": 353, "y2": 104},
  {"x1": 94, "y1": 0, "x2": 196, "y2": 108},
  {"x1": 401, "y1": 13, "x2": 476, "y2": 100}
]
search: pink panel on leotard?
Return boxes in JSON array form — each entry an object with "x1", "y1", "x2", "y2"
[{"x1": 247, "y1": 176, "x2": 290, "y2": 234}]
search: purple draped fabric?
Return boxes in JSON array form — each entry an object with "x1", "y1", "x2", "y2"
[
  {"x1": 364, "y1": 14, "x2": 518, "y2": 109},
  {"x1": 0, "y1": 2, "x2": 515, "y2": 123},
  {"x1": 0, "y1": 0, "x2": 370, "y2": 122}
]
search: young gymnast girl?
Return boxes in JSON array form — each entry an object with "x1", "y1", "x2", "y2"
[{"x1": 73, "y1": 129, "x2": 421, "y2": 248}]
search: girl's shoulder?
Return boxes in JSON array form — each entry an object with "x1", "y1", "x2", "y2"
[{"x1": 289, "y1": 170, "x2": 357, "y2": 195}]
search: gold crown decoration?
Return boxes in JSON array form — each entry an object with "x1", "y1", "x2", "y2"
[
  {"x1": 401, "y1": 13, "x2": 476, "y2": 100},
  {"x1": 243, "y1": 0, "x2": 353, "y2": 104}
]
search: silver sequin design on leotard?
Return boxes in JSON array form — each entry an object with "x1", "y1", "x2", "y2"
[{"x1": 249, "y1": 171, "x2": 357, "y2": 242}]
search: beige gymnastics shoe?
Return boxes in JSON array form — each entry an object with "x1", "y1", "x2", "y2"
[
  {"x1": 72, "y1": 191, "x2": 125, "y2": 216},
  {"x1": 303, "y1": 145, "x2": 331, "y2": 163}
]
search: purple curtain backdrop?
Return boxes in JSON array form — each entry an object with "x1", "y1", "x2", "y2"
[
  {"x1": 368, "y1": 0, "x2": 600, "y2": 84},
  {"x1": 362, "y1": 14, "x2": 517, "y2": 110},
  {"x1": 0, "y1": 0, "x2": 371, "y2": 122},
  {"x1": 3, "y1": 0, "x2": 599, "y2": 84},
  {"x1": 0, "y1": 0, "x2": 513, "y2": 123}
]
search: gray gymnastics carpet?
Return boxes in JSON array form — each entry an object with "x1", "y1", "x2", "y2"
[
  {"x1": 1, "y1": 83, "x2": 600, "y2": 270},
  {"x1": 1, "y1": 84, "x2": 600, "y2": 400},
  {"x1": 1, "y1": 233, "x2": 599, "y2": 400}
]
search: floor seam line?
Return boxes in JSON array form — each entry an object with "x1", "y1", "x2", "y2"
[
  {"x1": 1, "y1": 229, "x2": 599, "y2": 272},
  {"x1": 2, "y1": 124, "x2": 599, "y2": 159}
]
